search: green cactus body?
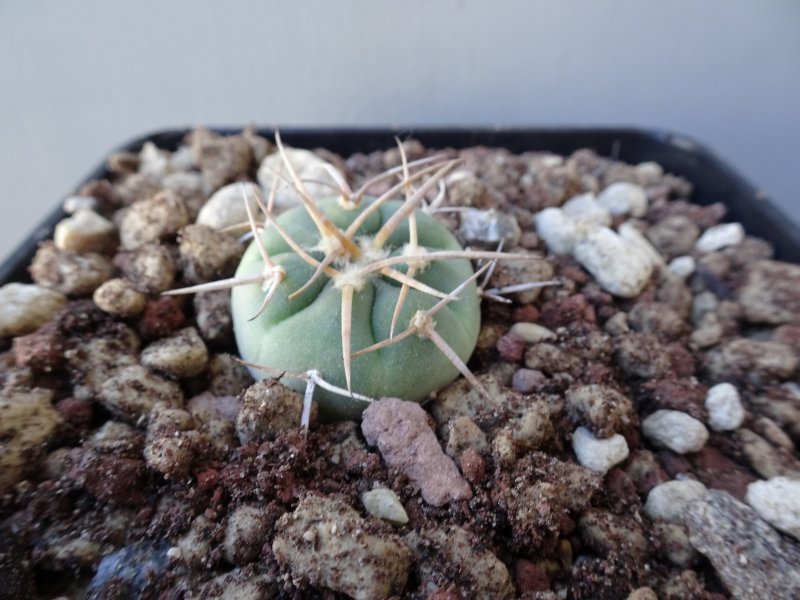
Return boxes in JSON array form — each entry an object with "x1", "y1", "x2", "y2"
[{"x1": 232, "y1": 197, "x2": 481, "y2": 420}]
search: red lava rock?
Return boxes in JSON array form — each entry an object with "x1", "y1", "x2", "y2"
[
  {"x1": 362, "y1": 397, "x2": 472, "y2": 507},
  {"x1": 196, "y1": 469, "x2": 220, "y2": 491},
  {"x1": 539, "y1": 294, "x2": 593, "y2": 329},
  {"x1": 426, "y1": 589, "x2": 460, "y2": 600},
  {"x1": 55, "y1": 397, "x2": 93, "y2": 428},
  {"x1": 497, "y1": 332, "x2": 526, "y2": 363},
  {"x1": 512, "y1": 305, "x2": 539, "y2": 323},
  {"x1": 689, "y1": 445, "x2": 755, "y2": 501},
  {"x1": 68, "y1": 450, "x2": 149, "y2": 506},
  {"x1": 459, "y1": 447, "x2": 486, "y2": 484},
  {"x1": 138, "y1": 296, "x2": 186, "y2": 340},
  {"x1": 666, "y1": 342, "x2": 696, "y2": 378},
  {"x1": 514, "y1": 558, "x2": 550, "y2": 593},
  {"x1": 12, "y1": 321, "x2": 64, "y2": 372},
  {"x1": 657, "y1": 450, "x2": 692, "y2": 479},
  {"x1": 639, "y1": 378, "x2": 707, "y2": 421}
]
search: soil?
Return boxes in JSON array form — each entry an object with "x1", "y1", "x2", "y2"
[{"x1": 1, "y1": 129, "x2": 799, "y2": 600}]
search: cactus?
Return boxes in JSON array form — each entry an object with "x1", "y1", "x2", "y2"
[{"x1": 171, "y1": 134, "x2": 541, "y2": 423}]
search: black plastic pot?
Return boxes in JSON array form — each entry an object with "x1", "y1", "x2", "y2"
[{"x1": 2, "y1": 127, "x2": 798, "y2": 285}]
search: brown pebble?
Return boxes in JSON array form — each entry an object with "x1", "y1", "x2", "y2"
[
  {"x1": 13, "y1": 321, "x2": 64, "y2": 372},
  {"x1": 512, "y1": 305, "x2": 539, "y2": 323},
  {"x1": 514, "y1": 559, "x2": 549, "y2": 592},
  {"x1": 55, "y1": 397, "x2": 93, "y2": 428},
  {"x1": 459, "y1": 447, "x2": 486, "y2": 484},
  {"x1": 138, "y1": 296, "x2": 186, "y2": 340}
]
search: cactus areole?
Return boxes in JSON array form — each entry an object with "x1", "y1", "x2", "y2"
[{"x1": 232, "y1": 197, "x2": 481, "y2": 420}]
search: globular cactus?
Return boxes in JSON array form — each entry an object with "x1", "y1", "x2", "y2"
[
  {"x1": 232, "y1": 195, "x2": 481, "y2": 420},
  {"x1": 172, "y1": 134, "x2": 533, "y2": 423}
]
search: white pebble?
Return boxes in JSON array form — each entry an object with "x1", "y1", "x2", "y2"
[
  {"x1": 667, "y1": 255, "x2": 696, "y2": 279},
  {"x1": 705, "y1": 383, "x2": 745, "y2": 431},
  {"x1": 642, "y1": 410, "x2": 709, "y2": 454},
  {"x1": 746, "y1": 477, "x2": 800, "y2": 541},
  {"x1": 635, "y1": 161, "x2": 664, "y2": 185},
  {"x1": 561, "y1": 193, "x2": 611, "y2": 226},
  {"x1": 458, "y1": 208, "x2": 521, "y2": 247},
  {"x1": 597, "y1": 182, "x2": 648, "y2": 217},
  {"x1": 571, "y1": 426, "x2": 629, "y2": 474},
  {"x1": 62, "y1": 195, "x2": 98, "y2": 214},
  {"x1": 695, "y1": 223, "x2": 745, "y2": 252},
  {"x1": 644, "y1": 480, "x2": 707, "y2": 523},
  {"x1": 535, "y1": 207, "x2": 578, "y2": 255},
  {"x1": 362, "y1": 488, "x2": 409, "y2": 526},
  {"x1": 54, "y1": 209, "x2": 116, "y2": 253},
  {"x1": 573, "y1": 226, "x2": 653, "y2": 297},
  {"x1": 257, "y1": 147, "x2": 342, "y2": 210},
  {"x1": 196, "y1": 182, "x2": 261, "y2": 230},
  {"x1": 618, "y1": 222, "x2": 665, "y2": 267},
  {"x1": 509, "y1": 322, "x2": 555, "y2": 343},
  {"x1": 0, "y1": 283, "x2": 67, "y2": 337}
]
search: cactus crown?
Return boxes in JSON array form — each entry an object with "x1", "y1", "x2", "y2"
[{"x1": 170, "y1": 134, "x2": 550, "y2": 425}]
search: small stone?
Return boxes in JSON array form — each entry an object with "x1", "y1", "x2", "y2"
[
  {"x1": 141, "y1": 327, "x2": 209, "y2": 379},
  {"x1": 596, "y1": 182, "x2": 648, "y2": 217},
  {"x1": 257, "y1": 147, "x2": 342, "y2": 210},
  {"x1": 191, "y1": 129, "x2": 253, "y2": 191},
  {"x1": 196, "y1": 181, "x2": 261, "y2": 230},
  {"x1": 223, "y1": 504, "x2": 272, "y2": 564},
  {"x1": 635, "y1": 161, "x2": 664, "y2": 184},
  {"x1": 738, "y1": 259, "x2": 800, "y2": 325},
  {"x1": 667, "y1": 255, "x2": 696, "y2": 279},
  {"x1": 207, "y1": 353, "x2": 254, "y2": 397},
  {"x1": 642, "y1": 410, "x2": 709, "y2": 454},
  {"x1": 565, "y1": 385, "x2": 636, "y2": 438},
  {"x1": 561, "y1": 193, "x2": 611, "y2": 226},
  {"x1": 362, "y1": 488, "x2": 409, "y2": 526},
  {"x1": 0, "y1": 283, "x2": 67, "y2": 337},
  {"x1": 93, "y1": 278, "x2": 147, "y2": 318},
  {"x1": 0, "y1": 388, "x2": 61, "y2": 493},
  {"x1": 687, "y1": 490, "x2": 800, "y2": 599},
  {"x1": 458, "y1": 208, "x2": 521, "y2": 247},
  {"x1": 117, "y1": 243, "x2": 177, "y2": 294},
  {"x1": 30, "y1": 242, "x2": 113, "y2": 296},
  {"x1": 618, "y1": 222, "x2": 665, "y2": 267},
  {"x1": 571, "y1": 426, "x2": 629, "y2": 474},
  {"x1": 509, "y1": 322, "x2": 556, "y2": 343},
  {"x1": 535, "y1": 207, "x2": 578, "y2": 255},
  {"x1": 646, "y1": 216, "x2": 700, "y2": 258},
  {"x1": 511, "y1": 368, "x2": 547, "y2": 394},
  {"x1": 362, "y1": 398, "x2": 472, "y2": 507},
  {"x1": 695, "y1": 222, "x2": 745, "y2": 252},
  {"x1": 97, "y1": 365, "x2": 183, "y2": 422},
  {"x1": 705, "y1": 338, "x2": 797, "y2": 384},
  {"x1": 404, "y1": 525, "x2": 514, "y2": 600},
  {"x1": 119, "y1": 190, "x2": 190, "y2": 250},
  {"x1": 445, "y1": 415, "x2": 488, "y2": 456},
  {"x1": 745, "y1": 477, "x2": 800, "y2": 541},
  {"x1": 573, "y1": 226, "x2": 653, "y2": 297},
  {"x1": 644, "y1": 480, "x2": 707, "y2": 523},
  {"x1": 236, "y1": 380, "x2": 312, "y2": 444},
  {"x1": 54, "y1": 209, "x2": 116, "y2": 253},
  {"x1": 178, "y1": 224, "x2": 243, "y2": 284},
  {"x1": 273, "y1": 495, "x2": 412, "y2": 599},
  {"x1": 705, "y1": 383, "x2": 745, "y2": 431}
]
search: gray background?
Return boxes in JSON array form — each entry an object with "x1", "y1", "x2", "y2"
[{"x1": 1, "y1": 0, "x2": 798, "y2": 260}]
